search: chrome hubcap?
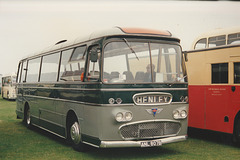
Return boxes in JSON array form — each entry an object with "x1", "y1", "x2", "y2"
[
  {"x1": 26, "y1": 109, "x2": 31, "y2": 125},
  {"x1": 70, "y1": 122, "x2": 81, "y2": 144}
]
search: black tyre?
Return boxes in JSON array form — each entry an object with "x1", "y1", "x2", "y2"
[
  {"x1": 233, "y1": 117, "x2": 240, "y2": 144},
  {"x1": 24, "y1": 106, "x2": 31, "y2": 128}
]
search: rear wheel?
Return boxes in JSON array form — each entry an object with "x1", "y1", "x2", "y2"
[
  {"x1": 67, "y1": 117, "x2": 87, "y2": 152},
  {"x1": 234, "y1": 117, "x2": 240, "y2": 144},
  {"x1": 24, "y1": 106, "x2": 31, "y2": 128}
]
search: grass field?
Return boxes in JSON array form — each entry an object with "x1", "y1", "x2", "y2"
[{"x1": 0, "y1": 97, "x2": 240, "y2": 160}]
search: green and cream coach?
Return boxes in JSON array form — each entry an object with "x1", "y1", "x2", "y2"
[{"x1": 16, "y1": 27, "x2": 188, "y2": 151}]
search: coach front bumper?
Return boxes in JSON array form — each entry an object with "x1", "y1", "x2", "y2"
[{"x1": 99, "y1": 135, "x2": 187, "y2": 148}]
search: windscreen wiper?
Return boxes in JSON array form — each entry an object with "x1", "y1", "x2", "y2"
[
  {"x1": 168, "y1": 75, "x2": 187, "y2": 87},
  {"x1": 123, "y1": 38, "x2": 139, "y2": 60}
]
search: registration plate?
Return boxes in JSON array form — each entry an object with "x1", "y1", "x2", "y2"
[{"x1": 140, "y1": 140, "x2": 162, "y2": 147}]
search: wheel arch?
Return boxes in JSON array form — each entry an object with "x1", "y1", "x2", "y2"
[
  {"x1": 66, "y1": 109, "x2": 79, "y2": 138},
  {"x1": 24, "y1": 101, "x2": 29, "y2": 108},
  {"x1": 23, "y1": 102, "x2": 30, "y2": 118},
  {"x1": 66, "y1": 109, "x2": 78, "y2": 123},
  {"x1": 234, "y1": 110, "x2": 240, "y2": 132}
]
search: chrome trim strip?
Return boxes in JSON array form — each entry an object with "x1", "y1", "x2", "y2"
[
  {"x1": 100, "y1": 88, "x2": 188, "y2": 92},
  {"x1": 23, "y1": 95, "x2": 187, "y2": 106},
  {"x1": 82, "y1": 141, "x2": 100, "y2": 148},
  {"x1": 100, "y1": 135, "x2": 187, "y2": 148},
  {"x1": 24, "y1": 95, "x2": 102, "y2": 106},
  {"x1": 171, "y1": 102, "x2": 188, "y2": 104},
  {"x1": 21, "y1": 86, "x2": 100, "y2": 91},
  {"x1": 101, "y1": 103, "x2": 134, "y2": 106},
  {"x1": 19, "y1": 86, "x2": 188, "y2": 92},
  {"x1": 119, "y1": 119, "x2": 180, "y2": 128}
]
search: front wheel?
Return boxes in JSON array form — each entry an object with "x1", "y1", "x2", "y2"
[
  {"x1": 68, "y1": 119, "x2": 87, "y2": 152},
  {"x1": 70, "y1": 122, "x2": 81, "y2": 145}
]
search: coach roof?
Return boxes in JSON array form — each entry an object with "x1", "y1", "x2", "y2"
[{"x1": 23, "y1": 27, "x2": 178, "y2": 60}]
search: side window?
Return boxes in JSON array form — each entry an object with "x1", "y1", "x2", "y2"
[
  {"x1": 212, "y1": 63, "x2": 228, "y2": 84},
  {"x1": 71, "y1": 46, "x2": 86, "y2": 61},
  {"x1": 17, "y1": 62, "x2": 22, "y2": 83},
  {"x1": 208, "y1": 35, "x2": 226, "y2": 48},
  {"x1": 86, "y1": 45, "x2": 100, "y2": 82},
  {"x1": 21, "y1": 61, "x2": 27, "y2": 83},
  {"x1": 26, "y1": 57, "x2": 41, "y2": 83},
  {"x1": 40, "y1": 53, "x2": 60, "y2": 82},
  {"x1": 59, "y1": 49, "x2": 73, "y2": 81},
  {"x1": 194, "y1": 38, "x2": 207, "y2": 50},
  {"x1": 228, "y1": 33, "x2": 240, "y2": 44},
  {"x1": 60, "y1": 45, "x2": 86, "y2": 81},
  {"x1": 234, "y1": 62, "x2": 240, "y2": 84}
]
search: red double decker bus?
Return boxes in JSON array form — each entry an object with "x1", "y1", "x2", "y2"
[{"x1": 185, "y1": 27, "x2": 240, "y2": 143}]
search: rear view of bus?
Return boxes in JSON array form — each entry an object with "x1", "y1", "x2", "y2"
[
  {"x1": 16, "y1": 27, "x2": 188, "y2": 151},
  {"x1": 2, "y1": 74, "x2": 17, "y2": 100}
]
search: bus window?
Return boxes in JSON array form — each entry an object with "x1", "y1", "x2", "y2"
[
  {"x1": 17, "y1": 62, "x2": 22, "y2": 83},
  {"x1": 2, "y1": 76, "x2": 11, "y2": 87},
  {"x1": 26, "y1": 58, "x2": 41, "y2": 83},
  {"x1": 211, "y1": 63, "x2": 228, "y2": 84},
  {"x1": 71, "y1": 46, "x2": 86, "y2": 61},
  {"x1": 103, "y1": 41, "x2": 150, "y2": 83},
  {"x1": 21, "y1": 61, "x2": 27, "y2": 83},
  {"x1": 60, "y1": 46, "x2": 86, "y2": 81},
  {"x1": 40, "y1": 53, "x2": 60, "y2": 82},
  {"x1": 228, "y1": 33, "x2": 240, "y2": 44},
  {"x1": 156, "y1": 45, "x2": 182, "y2": 82},
  {"x1": 234, "y1": 62, "x2": 240, "y2": 83},
  {"x1": 208, "y1": 35, "x2": 226, "y2": 48},
  {"x1": 103, "y1": 41, "x2": 184, "y2": 83},
  {"x1": 59, "y1": 49, "x2": 73, "y2": 81},
  {"x1": 194, "y1": 38, "x2": 207, "y2": 49},
  {"x1": 12, "y1": 76, "x2": 16, "y2": 86},
  {"x1": 86, "y1": 45, "x2": 100, "y2": 82}
]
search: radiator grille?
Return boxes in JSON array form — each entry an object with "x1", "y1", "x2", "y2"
[{"x1": 119, "y1": 121, "x2": 181, "y2": 140}]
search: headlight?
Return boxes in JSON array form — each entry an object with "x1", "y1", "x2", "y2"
[
  {"x1": 173, "y1": 109, "x2": 188, "y2": 119},
  {"x1": 180, "y1": 110, "x2": 187, "y2": 118},
  {"x1": 115, "y1": 111, "x2": 133, "y2": 122},
  {"x1": 125, "y1": 112, "x2": 133, "y2": 121},
  {"x1": 116, "y1": 112, "x2": 124, "y2": 122},
  {"x1": 173, "y1": 110, "x2": 180, "y2": 119}
]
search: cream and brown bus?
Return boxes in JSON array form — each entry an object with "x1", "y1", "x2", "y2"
[
  {"x1": 2, "y1": 74, "x2": 17, "y2": 100},
  {"x1": 185, "y1": 27, "x2": 240, "y2": 143}
]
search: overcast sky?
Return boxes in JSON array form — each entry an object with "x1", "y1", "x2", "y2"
[{"x1": 0, "y1": 0, "x2": 240, "y2": 75}]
